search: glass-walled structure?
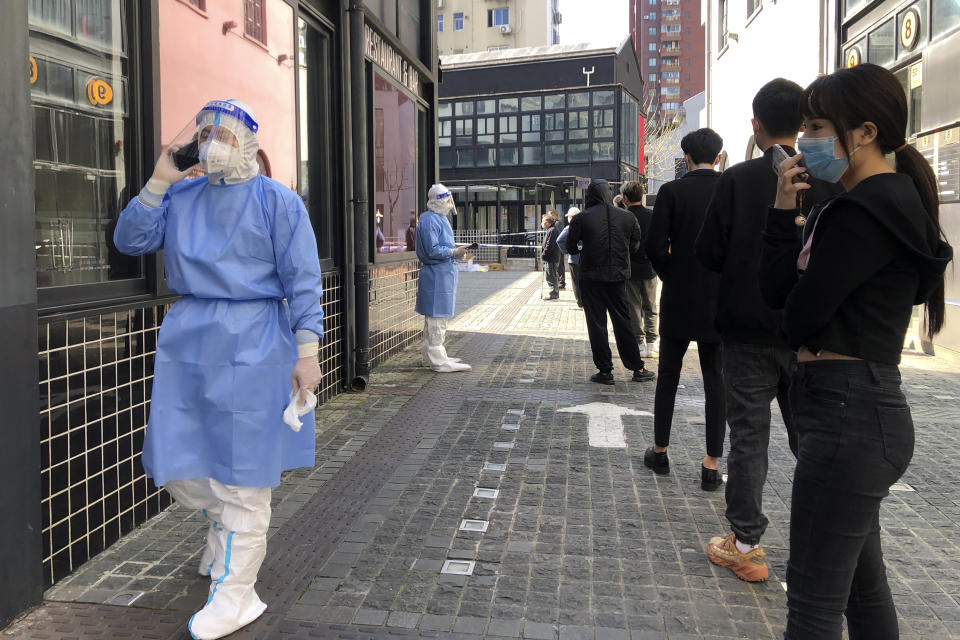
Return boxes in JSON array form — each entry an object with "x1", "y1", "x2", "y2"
[
  {"x1": 1, "y1": 0, "x2": 438, "y2": 626},
  {"x1": 840, "y1": 0, "x2": 960, "y2": 356},
  {"x1": 438, "y1": 38, "x2": 645, "y2": 231}
]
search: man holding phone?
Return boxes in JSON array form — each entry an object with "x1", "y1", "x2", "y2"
[{"x1": 695, "y1": 79, "x2": 841, "y2": 582}]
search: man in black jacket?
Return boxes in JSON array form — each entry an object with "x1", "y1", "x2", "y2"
[
  {"x1": 541, "y1": 213, "x2": 561, "y2": 300},
  {"x1": 645, "y1": 128, "x2": 726, "y2": 492},
  {"x1": 621, "y1": 180, "x2": 659, "y2": 356},
  {"x1": 695, "y1": 78, "x2": 842, "y2": 582},
  {"x1": 567, "y1": 180, "x2": 655, "y2": 384}
]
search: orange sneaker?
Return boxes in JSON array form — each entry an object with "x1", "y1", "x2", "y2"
[{"x1": 706, "y1": 532, "x2": 769, "y2": 582}]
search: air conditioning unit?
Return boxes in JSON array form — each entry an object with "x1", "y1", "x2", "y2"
[{"x1": 499, "y1": 24, "x2": 512, "y2": 34}]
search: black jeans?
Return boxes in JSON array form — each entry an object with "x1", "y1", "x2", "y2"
[
  {"x1": 580, "y1": 279, "x2": 645, "y2": 373},
  {"x1": 785, "y1": 360, "x2": 912, "y2": 640},
  {"x1": 722, "y1": 342, "x2": 797, "y2": 545},
  {"x1": 558, "y1": 257, "x2": 566, "y2": 287},
  {"x1": 653, "y1": 337, "x2": 725, "y2": 457}
]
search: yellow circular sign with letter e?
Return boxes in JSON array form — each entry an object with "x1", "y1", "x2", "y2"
[
  {"x1": 846, "y1": 46, "x2": 861, "y2": 69},
  {"x1": 86, "y1": 78, "x2": 114, "y2": 106}
]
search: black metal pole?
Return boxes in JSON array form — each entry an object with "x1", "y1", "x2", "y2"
[
  {"x1": 348, "y1": 0, "x2": 370, "y2": 391},
  {"x1": 339, "y1": 0, "x2": 356, "y2": 389}
]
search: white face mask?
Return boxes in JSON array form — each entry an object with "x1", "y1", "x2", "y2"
[{"x1": 199, "y1": 140, "x2": 241, "y2": 178}]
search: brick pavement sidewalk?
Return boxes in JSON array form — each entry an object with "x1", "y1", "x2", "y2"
[{"x1": 4, "y1": 271, "x2": 960, "y2": 640}]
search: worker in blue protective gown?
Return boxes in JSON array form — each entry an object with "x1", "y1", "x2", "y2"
[
  {"x1": 114, "y1": 100, "x2": 324, "y2": 640},
  {"x1": 415, "y1": 184, "x2": 473, "y2": 372}
]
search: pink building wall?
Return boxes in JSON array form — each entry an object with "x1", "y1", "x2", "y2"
[{"x1": 159, "y1": 0, "x2": 298, "y2": 189}]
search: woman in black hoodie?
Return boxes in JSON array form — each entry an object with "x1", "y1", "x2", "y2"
[{"x1": 761, "y1": 64, "x2": 952, "y2": 639}]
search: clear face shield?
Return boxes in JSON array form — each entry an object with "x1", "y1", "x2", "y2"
[{"x1": 168, "y1": 100, "x2": 260, "y2": 183}]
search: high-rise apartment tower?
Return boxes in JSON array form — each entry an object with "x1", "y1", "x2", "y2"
[{"x1": 631, "y1": 0, "x2": 704, "y2": 127}]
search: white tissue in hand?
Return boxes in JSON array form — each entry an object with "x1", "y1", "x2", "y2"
[{"x1": 283, "y1": 390, "x2": 317, "y2": 431}]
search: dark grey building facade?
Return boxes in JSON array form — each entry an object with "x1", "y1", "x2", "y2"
[{"x1": 437, "y1": 38, "x2": 645, "y2": 232}]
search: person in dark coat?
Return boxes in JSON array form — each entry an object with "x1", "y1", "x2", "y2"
[
  {"x1": 695, "y1": 79, "x2": 843, "y2": 583},
  {"x1": 644, "y1": 128, "x2": 725, "y2": 490},
  {"x1": 621, "y1": 180, "x2": 659, "y2": 356},
  {"x1": 567, "y1": 180, "x2": 655, "y2": 384},
  {"x1": 541, "y1": 213, "x2": 561, "y2": 300}
]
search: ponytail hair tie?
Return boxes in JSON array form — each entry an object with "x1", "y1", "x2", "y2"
[{"x1": 893, "y1": 141, "x2": 909, "y2": 153}]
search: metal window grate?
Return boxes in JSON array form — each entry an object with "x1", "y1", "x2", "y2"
[
  {"x1": 39, "y1": 306, "x2": 171, "y2": 587},
  {"x1": 369, "y1": 260, "x2": 421, "y2": 367},
  {"x1": 318, "y1": 270, "x2": 344, "y2": 403}
]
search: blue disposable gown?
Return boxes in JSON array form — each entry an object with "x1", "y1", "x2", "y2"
[
  {"x1": 114, "y1": 176, "x2": 324, "y2": 488},
  {"x1": 415, "y1": 210, "x2": 458, "y2": 318}
]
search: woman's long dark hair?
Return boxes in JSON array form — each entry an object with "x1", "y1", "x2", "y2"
[{"x1": 799, "y1": 63, "x2": 946, "y2": 337}]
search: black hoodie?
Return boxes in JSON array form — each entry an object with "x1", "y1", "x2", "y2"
[
  {"x1": 760, "y1": 172, "x2": 952, "y2": 365},
  {"x1": 696, "y1": 146, "x2": 842, "y2": 345},
  {"x1": 567, "y1": 181, "x2": 643, "y2": 282}
]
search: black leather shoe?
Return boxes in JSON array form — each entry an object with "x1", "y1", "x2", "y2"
[
  {"x1": 643, "y1": 446, "x2": 669, "y2": 474},
  {"x1": 590, "y1": 371, "x2": 615, "y2": 385},
  {"x1": 701, "y1": 466, "x2": 723, "y2": 491},
  {"x1": 632, "y1": 368, "x2": 655, "y2": 382}
]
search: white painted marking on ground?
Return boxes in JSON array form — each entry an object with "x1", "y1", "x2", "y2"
[
  {"x1": 494, "y1": 441, "x2": 515, "y2": 449},
  {"x1": 890, "y1": 482, "x2": 915, "y2": 492},
  {"x1": 501, "y1": 424, "x2": 520, "y2": 431},
  {"x1": 483, "y1": 462, "x2": 507, "y2": 472},
  {"x1": 557, "y1": 402, "x2": 653, "y2": 448}
]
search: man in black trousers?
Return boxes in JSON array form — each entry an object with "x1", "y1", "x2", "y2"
[
  {"x1": 621, "y1": 180, "x2": 659, "y2": 357},
  {"x1": 695, "y1": 78, "x2": 842, "y2": 582},
  {"x1": 540, "y1": 213, "x2": 561, "y2": 300},
  {"x1": 644, "y1": 128, "x2": 726, "y2": 491},
  {"x1": 567, "y1": 180, "x2": 655, "y2": 384}
]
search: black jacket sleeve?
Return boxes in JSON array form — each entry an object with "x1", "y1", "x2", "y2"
[
  {"x1": 758, "y1": 207, "x2": 804, "y2": 310},
  {"x1": 567, "y1": 215, "x2": 582, "y2": 255},
  {"x1": 772, "y1": 204, "x2": 900, "y2": 348},
  {"x1": 646, "y1": 187, "x2": 672, "y2": 278},
  {"x1": 696, "y1": 172, "x2": 733, "y2": 272}
]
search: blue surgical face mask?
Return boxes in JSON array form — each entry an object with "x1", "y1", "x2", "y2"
[{"x1": 796, "y1": 136, "x2": 849, "y2": 183}]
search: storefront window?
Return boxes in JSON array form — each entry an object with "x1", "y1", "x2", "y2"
[
  {"x1": 372, "y1": 72, "x2": 418, "y2": 253},
  {"x1": 30, "y1": 0, "x2": 139, "y2": 289},
  {"x1": 298, "y1": 18, "x2": 336, "y2": 261},
  {"x1": 867, "y1": 19, "x2": 895, "y2": 66},
  {"x1": 933, "y1": 0, "x2": 960, "y2": 38},
  {"x1": 620, "y1": 91, "x2": 639, "y2": 168}
]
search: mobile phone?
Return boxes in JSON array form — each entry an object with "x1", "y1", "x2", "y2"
[
  {"x1": 771, "y1": 144, "x2": 807, "y2": 182},
  {"x1": 172, "y1": 139, "x2": 200, "y2": 171}
]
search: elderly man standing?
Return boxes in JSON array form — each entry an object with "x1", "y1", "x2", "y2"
[
  {"x1": 541, "y1": 212, "x2": 561, "y2": 300},
  {"x1": 416, "y1": 184, "x2": 474, "y2": 372},
  {"x1": 567, "y1": 180, "x2": 655, "y2": 384}
]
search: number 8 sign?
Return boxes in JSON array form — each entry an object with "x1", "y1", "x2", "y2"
[
  {"x1": 86, "y1": 78, "x2": 114, "y2": 107},
  {"x1": 900, "y1": 8, "x2": 920, "y2": 51}
]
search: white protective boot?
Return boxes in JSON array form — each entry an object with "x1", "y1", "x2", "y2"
[
  {"x1": 197, "y1": 508, "x2": 223, "y2": 578},
  {"x1": 165, "y1": 479, "x2": 271, "y2": 640},
  {"x1": 422, "y1": 316, "x2": 471, "y2": 372}
]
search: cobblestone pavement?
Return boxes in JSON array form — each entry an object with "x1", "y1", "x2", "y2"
[{"x1": 5, "y1": 271, "x2": 960, "y2": 639}]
